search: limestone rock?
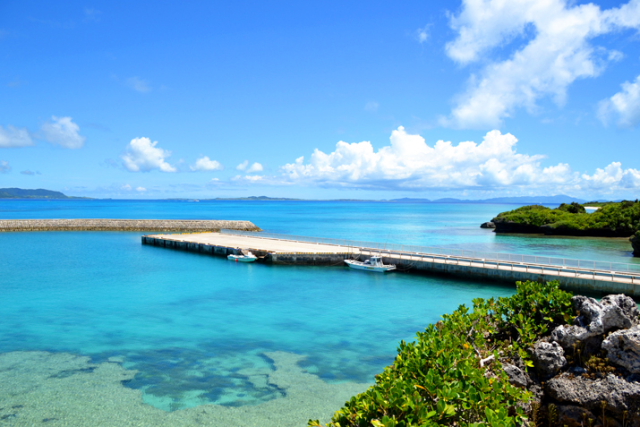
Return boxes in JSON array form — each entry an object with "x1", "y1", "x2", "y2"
[
  {"x1": 480, "y1": 221, "x2": 495, "y2": 229},
  {"x1": 602, "y1": 325, "x2": 640, "y2": 374},
  {"x1": 556, "y1": 405, "x2": 597, "y2": 427},
  {"x1": 552, "y1": 294, "x2": 639, "y2": 350},
  {"x1": 503, "y1": 363, "x2": 531, "y2": 388},
  {"x1": 532, "y1": 341, "x2": 566, "y2": 378},
  {"x1": 631, "y1": 233, "x2": 640, "y2": 257},
  {"x1": 546, "y1": 373, "x2": 640, "y2": 420}
]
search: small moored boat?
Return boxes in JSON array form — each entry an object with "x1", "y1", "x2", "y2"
[
  {"x1": 344, "y1": 256, "x2": 396, "y2": 272},
  {"x1": 227, "y1": 251, "x2": 257, "y2": 263}
]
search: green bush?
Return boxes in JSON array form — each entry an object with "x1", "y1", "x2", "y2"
[
  {"x1": 309, "y1": 281, "x2": 574, "y2": 427},
  {"x1": 493, "y1": 200, "x2": 640, "y2": 236}
]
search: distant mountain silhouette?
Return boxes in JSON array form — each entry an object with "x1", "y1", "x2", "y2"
[
  {"x1": 0, "y1": 188, "x2": 71, "y2": 199},
  {"x1": 390, "y1": 195, "x2": 587, "y2": 204}
]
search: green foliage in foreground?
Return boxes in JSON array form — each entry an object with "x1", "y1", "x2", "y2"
[
  {"x1": 493, "y1": 200, "x2": 640, "y2": 236},
  {"x1": 309, "y1": 281, "x2": 574, "y2": 427}
]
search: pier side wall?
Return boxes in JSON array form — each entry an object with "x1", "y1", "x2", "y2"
[
  {"x1": 0, "y1": 219, "x2": 261, "y2": 232},
  {"x1": 380, "y1": 255, "x2": 639, "y2": 297}
]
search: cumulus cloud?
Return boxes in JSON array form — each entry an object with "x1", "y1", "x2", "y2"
[
  {"x1": 247, "y1": 162, "x2": 263, "y2": 173},
  {"x1": 281, "y1": 126, "x2": 640, "y2": 195},
  {"x1": 0, "y1": 160, "x2": 10, "y2": 173},
  {"x1": 416, "y1": 27, "x2": 428, "y2": 43},
  {"x1": 190, "y1": 156, "x2": 223, "y2": 171},
  {"x1": 0, "y1": 125, "x2": 33, "y2": 147},
  {"x1": 121, "y1": 137, "x2": 176, "y2": 172},
  {"x1": 598, "y1": 75, "x2": 640, "y2": 127},
  {"x1": 136, "y1": 186, "x2": 147, "y2": 192},
  {"x1": 41, "y1": 116, "x2": 85, "y2": 149},
  {"x1": 442, "y1": 0, "x2": 640, "y2": 128},
  {"x1": 126, "y1": 77, "x2": 151, "y2": 93},
  {"x1": 237, "y1": 160, "x2": 263, "y2": 173}
]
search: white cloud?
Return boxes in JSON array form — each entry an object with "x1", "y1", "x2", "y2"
[
  {"x1": 20, "y1": 170, "x2": 40, "y2": 176},
  {"x1": 0, "y1": 160, "x2": 10, "y2": 173},
  {"x1": 417, "y1": 27, "x2": 428, "y2": 43},
  {"x1": 41, "y1": 116, "x2": 85, "y2": 149},
  {"x1": 126, "y1": 77, "x2": 151, "y2": 93},
  {"x1": 190, "y1": 156, "x2": 223, "y2": 171},
  {"x1": 442, "y1": 0, "x2": 640, "y2": 128},
  {"x1": 0, "y1": 125, "x2": 33, "y2": 147},
  {"x1": 598, "y1": 75, "x2": 640, "y2": 127},
  {"x1": 247, "y1": 162, "x2": 263, "y2": 173},
  {"x1": 237, "y1": 160, "x2": 263, "y2": 173},
  {"x1": 136, "y1": 186, "x2": 147, "y2": 192},
  {"x1": 236, "y1": 160, "x2": 249, "y2": 171},
  {"x1": 280, "y1": 126, "x2": 640, "y2": 195},
  {"x1": 121, "y1": 137, "x2": 176, "y2": 172}
]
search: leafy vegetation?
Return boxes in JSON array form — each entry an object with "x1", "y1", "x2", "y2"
[
  {"x1": 492, "y1": 200, "x2": 640, "y2": 237},
  {"x1": 309, "y1": 281, "x2": 574, "y2": 427}
]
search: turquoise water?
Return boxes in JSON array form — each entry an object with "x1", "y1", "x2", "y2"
[{"x1": 0, "y1": 200, "x2": 637, "y2": 418}]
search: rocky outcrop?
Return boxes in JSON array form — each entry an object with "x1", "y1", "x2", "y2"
[
  {"x1": 480, "y1": 221, "x2": 495, "y2": 229},
  {"x1": 632, "y1": 232, "x2": 640, "y2": 257},
  {"x1": 551, "y1": 294, "x2": 640, "y2": 350},
  {"x1": 521, "y1": 293, "x2": 640, "y2": 427},
  {"x1": 503, "y1": 363, "x2": 531, "y2": 388},
  {"x1": 546, "y1": 374, "x2": 640, "y2": 420},
  {"x1": 532, "y1": 341, "x2": 566, "y2": 379},
  {"x1": 603, "y1": 325, "x2": 640, "y2": 374}
]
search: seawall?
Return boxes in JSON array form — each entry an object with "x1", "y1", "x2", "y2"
[{"x1": 0, "y1": 219, "x2": 261, "y2": 232}]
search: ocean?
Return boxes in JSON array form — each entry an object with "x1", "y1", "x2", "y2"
[{"x1": 0, "y1": 200, "x2": 636, "y2": 426}]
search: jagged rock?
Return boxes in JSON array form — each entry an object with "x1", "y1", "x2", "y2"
[
  {"x1": 602, "y1": 325, "x2": 640, "y2": 374},
  {"x1": 546, "y1": 373, "x2": 640, "y2": 422},
  {"x1": 480, "y1": 221, "x2": 495, "y2": 229},
  {"x1": 503, "y1": 363, "x2": 531, "y2": 388},
  {"x1": 532, "y1": 341, "x2": 566, "y2": 378},
  {"x1": 557, "y1": 405, "x2": 597, "y2": 427},
  {"x1": 552, "y1": 295, "x2": 639, "y2": 350},
  {"x1": 631, "y1": 233, "x2": 640, "y2": 257}
]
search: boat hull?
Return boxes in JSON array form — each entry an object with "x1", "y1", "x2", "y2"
[
  {"x1": 227, "y1": 255, "x2": 257, "y2": 263},
  {"x1": 344, "y1": 259, "x2": 396, "y2": 272}
]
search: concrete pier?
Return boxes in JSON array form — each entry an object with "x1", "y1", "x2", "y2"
[
  {"x1": 142, "y1": 231, "x2": 640, "y2": 297},
  {"x1": 0, "y1": 219, "x2": 261, "y2": 232}
]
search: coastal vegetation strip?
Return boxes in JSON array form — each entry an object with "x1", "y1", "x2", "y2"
[
  {"x1": 0, "y1": 219, "x2": 261, "y2": 232},
  {"x1": 311, "y1": 281, "x2": 640, "y2": 427},
  {"x1": 490, "y1": 201, "x2": 640, "y2": 237}
]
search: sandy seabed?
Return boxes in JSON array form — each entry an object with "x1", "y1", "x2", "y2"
[{"x1": 0, "y1": 351, "x2": 371, "y2": 427}]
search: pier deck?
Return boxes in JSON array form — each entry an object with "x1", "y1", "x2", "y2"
[{"x1": 142, "y1": 230, "x2": 640, "y2": 297}]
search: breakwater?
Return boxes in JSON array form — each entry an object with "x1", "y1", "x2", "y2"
[
  {"x1": 0, "y1": 219, "x2": 261, "y2": 232},
  {"x1": 143, "y1": 230, "x2": 640, "y2": 297}
]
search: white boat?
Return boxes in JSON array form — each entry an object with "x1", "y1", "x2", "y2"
[
  {"x1": 344, "y1": 256, "x2": 396, "y2": 272},
  {"x1": 227, "y1": 251, "x2": 257, "y2": 263}
]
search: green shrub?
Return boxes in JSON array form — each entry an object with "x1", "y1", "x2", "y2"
[
  {"x1": 309, "y1": 281, "x2": 574, "y2": 427},
  {"x1": 494, "y1": 200, "x2": 640, "y2": 236}
]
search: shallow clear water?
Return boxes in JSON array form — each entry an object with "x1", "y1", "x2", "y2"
[{"x1": 0, "y1": 200, "x2": 636, "y2": 418}]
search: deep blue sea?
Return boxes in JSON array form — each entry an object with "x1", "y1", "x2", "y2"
[{"x1": 0, "y1": 200, "x2": 637, "y2": 425}]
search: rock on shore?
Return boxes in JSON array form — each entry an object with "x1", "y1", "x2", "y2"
[{"x1": 510, "y1": 293, "x2": 640, "y2": 426}]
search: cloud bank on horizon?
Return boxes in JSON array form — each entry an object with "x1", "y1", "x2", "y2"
[{"x1": 280, "y1": 127, "x2": 640, "y2": 196}]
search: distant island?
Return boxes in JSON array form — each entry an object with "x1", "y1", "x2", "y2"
[
  {"x1": 0, "y1": 188, "x2": 86, "y2": 199},
  {"x1": 484, "y1": 201, "x2": 640, "y2": 257}
]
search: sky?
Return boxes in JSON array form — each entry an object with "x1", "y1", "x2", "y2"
[{"x1": 2, "y1": 0, "x2": 640, "y2": 200}]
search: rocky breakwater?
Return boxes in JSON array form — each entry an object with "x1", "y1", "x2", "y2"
[
  {"x1": 0, "y1": 219, "x2": 262, "y2": 232},
  {"x1": 505, "y1": 294, "x2": 640, "y2": 426}
]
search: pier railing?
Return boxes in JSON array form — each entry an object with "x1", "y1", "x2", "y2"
[{"x1": 221, "y1": 229, "x2": 640, "y2": 276}]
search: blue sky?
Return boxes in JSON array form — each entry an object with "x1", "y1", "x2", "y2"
[{"x1": 2, "y1": 0, "x2": 640, "y2": 200}]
